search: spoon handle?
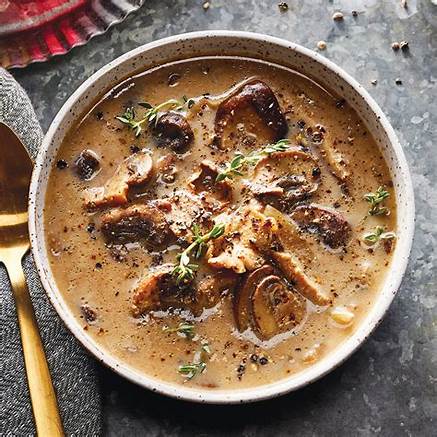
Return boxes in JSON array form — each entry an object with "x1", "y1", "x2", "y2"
[{"x1": 4, "y1": 255, "x2": 64, "y2": 437}]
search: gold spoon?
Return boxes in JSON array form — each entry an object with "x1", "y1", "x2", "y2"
[{"x1": 0, "y1": 123, "x2": 64, "y2": 436}]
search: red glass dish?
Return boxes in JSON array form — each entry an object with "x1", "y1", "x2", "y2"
[{"x1": 0, "y1": 0, "x2": 144, "y2": 69}]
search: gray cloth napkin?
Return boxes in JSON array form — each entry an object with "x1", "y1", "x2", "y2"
[{"x1": 0, "y1": 68, "x2": 102, "y2": 436}]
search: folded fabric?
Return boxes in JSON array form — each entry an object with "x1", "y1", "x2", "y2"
[{"x1": 0, "y1": 68, "x2": 102, "y2": 436}]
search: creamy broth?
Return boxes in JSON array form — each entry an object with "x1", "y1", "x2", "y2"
[{"x1": 44, "y1": 57, "x2": 396, "y2": 389}]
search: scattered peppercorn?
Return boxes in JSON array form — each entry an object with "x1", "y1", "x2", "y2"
[
  {"x1": 81, "y1": 305, "x2": 97, "y2": 323},
  {"x1": 317, "y1": 40, "x2": 327, "y2": 51},
  {"x1": 250, "y1": 354, "x2": 259, "y2": 363},
  {"x1": 130, "y1": 145, "x2": 140, "y2": 153},
  {"x1": 352, "y1": 10, "x2": 358, "y2": 17},
  {"x1": 332, "y1": 12, "x2": 344, "y2": 21},
  {"x1": 395, "y1": 78, "x2": 403, "y2": 85},
  {"x1": 371, "y1": 79, "x2": 378, "y2": 85},
  {"x1": 336, "y1": 98, "x2": 346, "y2": 108},
  {"x1": 312, "y1": 167, "x2": 321, "y2": 177},
  {"x1": 391, "y1": 42, "x2": 400, "y2": 51},
  {"x1": 95, "y1": 262, "x2": 102, "y2": 269},
  {"x1": 259, "y1": 356, "x2": 268, "y2": 365},
  {"x1": 96, "y1": 111, "x2": 104, "y2": 120},
  {"x1": 86, "y1": 223, "x2": 95, "y2": 233},
  {"x1": 56, "y1": 159, "x2": 68, "y2": 170},
  {"x1": 400, "y1": 40, "x2": 409, "y2": 51},
  {"x1": 278, "y1": 2, "x2": 288, "y2": 12},
  {"x1": 237, "y1": 364, "x2": 246, "y2": 380}
]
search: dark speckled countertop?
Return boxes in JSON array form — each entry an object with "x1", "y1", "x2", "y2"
[{"x1": 12, "y1": 1, "x2": 436, "y2": 435}]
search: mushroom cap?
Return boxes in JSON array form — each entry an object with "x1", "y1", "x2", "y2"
[
  {"x1": 252, "y1": 274, "x2": 306, "y2": 339},
  {"x1": 234, "y1": 265, "x2": 306, "y2": 340},
  {"x1": 213, "y1": 80, "x2": 288, "y2": 148},
  {"x1": 290, "y1": 204, "x2": 351, "y2": 249},
  {"x1": 100, "y1": 203, "x2": 172, "y2": 247},
  {"x1": 154, "y1": 111, "x2": 194, "y2": 153},
  {"x1": 74, "y1": 149, "x2": 100, "y2": 181}
]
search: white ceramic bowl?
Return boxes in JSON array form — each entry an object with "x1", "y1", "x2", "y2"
[{"x1": 29, "y1": 31, "x2": 415, "y2": 404}]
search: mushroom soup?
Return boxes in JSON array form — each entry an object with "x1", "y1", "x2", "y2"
[{"x1": 45, "y1": 57, "x2": 397, "y2": 388}]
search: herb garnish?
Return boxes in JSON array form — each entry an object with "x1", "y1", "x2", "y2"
[
  {"x1": 163, "y1": 322, "x2": 195, "y2": 339},
  {"x1": 215, "y1": 139, "x2": 291, "y2": 182},
  {"x1": 178, "y1": 342, "x2": 211, "y2": 380},
  {"x1": 172, "y1": 223, "x2": 225, "y2": 284},
  {"x1": 116, "y1": 96, "x2": 195, "y2": 137},
  {"x1": 363, "y1": 226, "x2": 396, "y2": 246},
  {"x1": 364, "y1": 186, "x2": 390, "y2": 216},
  {"x1": 178, "y1": 362, "x2": 207, "y2": 379}
]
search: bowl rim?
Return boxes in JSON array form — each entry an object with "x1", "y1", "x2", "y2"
[{"x1": 28, "y1": 30, "x2": 415, "y2": 404}]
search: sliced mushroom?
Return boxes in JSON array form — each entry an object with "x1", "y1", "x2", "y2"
[
  {"x1": 214, "y1": 80, "x2": 288, "y2": 148},
  {"x1": 207, "y1": 205, "x2": 278, "y2": 273},
  {"x1": 252, "y1": 274, "x2": 306, "y2": 339},
  {"x1": 153, "y1": 112, "x2": 194, "y2": 153},
  {"x1": 271, "y1": 251, "x2": 330, "y2": 306},
  {"x1": 83, "y1": 151, "x2": 153, "y2": 209},
  {"x1": 263, "y1": 204, "x2": 313, "y2": 250},
  {"x1": 235, "y1": 265, "x2": 306, "y2": 340},
  {"x1": 290, "y1": 204, "x2": 351, "y2": 249},
  {"x1": 234, "y1": 265, "x2": 274, "y2": 332},
  {"x1": 188, "y1": 160, "x2": 232, "y2": 208},
  {"x1": 100, "y1": 203, "x2": 172, "y2": 247},
  {"x1": 249, "y1": 147, "x2": 321, "y2": 212},
  {"x1": 74, "y1": 149, "x2": 100, "y2": 180}
]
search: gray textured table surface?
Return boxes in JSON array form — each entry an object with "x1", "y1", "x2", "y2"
[{"x1": 12, "y1": 1, "x2": 436, "y2": 435}]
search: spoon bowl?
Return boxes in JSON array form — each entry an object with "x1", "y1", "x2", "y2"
[{"x1": 0, "y1": 123, "x2": 32, "y2": 251}]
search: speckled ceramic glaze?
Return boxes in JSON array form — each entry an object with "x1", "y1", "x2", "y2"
[{"x1": 28, "y1": 31, "x2": 415, "y2": 404}]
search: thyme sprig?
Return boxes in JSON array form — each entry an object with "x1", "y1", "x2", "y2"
[
  {"x1": 172, "y1": 223, "x2": 225, "y2": 284},
  {"x1": 178, "y1": 342, "x2": 211, "y2": 380},
  {"x1": 364, "y1": 186, "x2": 390, "y2": 216},
  {"x1": 215, "y1": 139, "x2": 291, "y2": 182},
  {"x1": 116, "y1": 96, "x2": 195, "y2": 137},
  {"x1": 363, "y1": 226, "x2": 396, "y2": 246},
  {"x1": 163, "y1": 322, "x2": 195, "y2": 339}
]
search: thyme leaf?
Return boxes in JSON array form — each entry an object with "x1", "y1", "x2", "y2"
[
  {"x1": 216, "y1": 139, "x2": 291, "y2": 182},
  {"x1": 115, "y1": 96, "x2": 194, "y2": 137},
  {"x1": 201, "y1": 342, "x2": 211, "y2": 355},
  {"x1": 163, "y1": 322, "x2": 195, "y2": 339},
  {"x1": 172, "y1": 223, "x2": 225, "y2": 284},
  {"x1": 363, "y1": 226, "x2": 396, "y2": 246},
  {"x1": 178, "y1": 361, "x2": 206, "y2": 380},
  {"x1": 364, "y1": 186, "x2": 390, "y2": 216}
]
